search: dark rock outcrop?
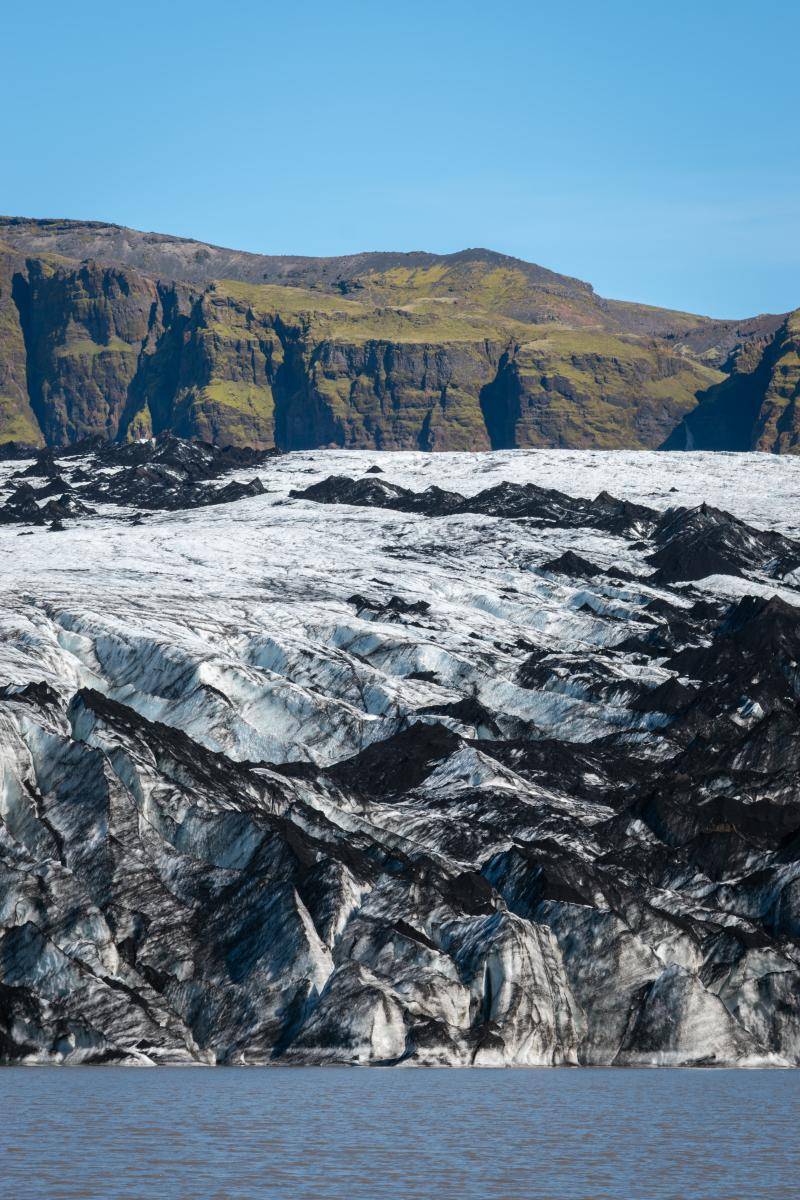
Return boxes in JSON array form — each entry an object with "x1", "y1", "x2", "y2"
[
  {"x1": 647, "y1": 503, "x2": 799, "y2": 582},
  {"x1": 0, "y1": 434, "x2": 275, "y2": 522},
  {"x1": 291, "y1": 474, "x2": 659, "y2": 536}
]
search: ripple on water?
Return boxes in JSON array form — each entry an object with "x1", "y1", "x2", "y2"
[{"x1": 1, "y1": 1066, "x2": 797, "y2": 1200}]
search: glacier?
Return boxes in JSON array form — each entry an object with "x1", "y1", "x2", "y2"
[{"x1": 0, "y1": 443, "x2": 798, "y2": 1066}]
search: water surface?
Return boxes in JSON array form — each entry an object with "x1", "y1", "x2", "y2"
[{"x1": 1, "y1": 1067, "x2": 796, "y2": 1199}]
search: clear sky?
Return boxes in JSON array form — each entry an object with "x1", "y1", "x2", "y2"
[{"x1": 4, "y1": 0, "x2": 799, "y2": 318}]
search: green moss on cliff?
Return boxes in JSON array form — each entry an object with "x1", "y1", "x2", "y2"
[
  {"x1": 0, "y1": 249, "x2": 45, "y2": 446},
  {"x1": 177, "y1": 380, "x2": 277, "y2": 449},
  {"x1": 0, "y1": 395, "x2": 44, "y2": 444},
  {"x1": 53, "y1": 336, "x2": 136, "y2": 359},
  {"x1": 203, "y1": 379, "x2": 275, "y2": 417},
  {"x1": 215, "y1": 279, "x2": 524, "y2": 344},
  {"x1": 124, "y1": 405, "x2": 153, "y2": 441},
  {"x1": 664, "y1": 309, "x2": 800, "y2": 454},
  {"x1": 480, "y1": 328, "x2": 724, "y2": 451},
  {"x1": 751, "y1": 310, "x2": 800, "y2": 453}
]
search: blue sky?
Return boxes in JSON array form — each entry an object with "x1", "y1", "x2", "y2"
[{"x1": 4, "y1": 0, "x2": 799, "y2": 317}]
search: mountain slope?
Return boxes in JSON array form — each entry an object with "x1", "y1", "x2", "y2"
[
  {"x1": 666, "y1": 310, "x2": 800, "y2": 453},
  {"x1": 0, "y1": 217, "x2": 789, "y2": 452}
]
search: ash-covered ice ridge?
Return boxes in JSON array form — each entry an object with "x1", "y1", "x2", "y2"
[{"x1": 0, "y1": 442, "x2": 798, "y2": 1066}]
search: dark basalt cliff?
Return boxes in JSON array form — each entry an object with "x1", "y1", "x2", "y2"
[
  {"x1": 665, "y1": 310, "x2": 800, "y2": 453},
  {"x1": 0, "y1": 217, "x2": 792, "y2": 452}
]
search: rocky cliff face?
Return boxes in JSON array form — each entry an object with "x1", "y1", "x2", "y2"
[
  {"x1": 750, "y1": 312, "x2": 800, "y2": 452},
  {"x1": 0, "y1": 444, "x2": 798, "y2": 1066},
  {"x1": 479, "y1": 332, "x2": 716, "y2": 450},
  {"x1": 13, "y1": 257, "x2": 163, "y2": 444},
  {"x1": 0, "y1": 250, "x2": 47, "y2": 445},
  {"x1": 3, "y1": 254, "x2": 283, "y2": 450},
  {"x1": 275, "y1": 335, "x2": 501, "y2": 452},
  {"x1": 0, "y1": 218, "x2": 790, "y2": 453},
  {"x1": 665, "y1": 311, "x2": 800, "y2": 453}
]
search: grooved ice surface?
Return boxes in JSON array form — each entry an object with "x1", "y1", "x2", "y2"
[{"x1": 0, "y1": 447, "x2": 798, "y2": 1066}]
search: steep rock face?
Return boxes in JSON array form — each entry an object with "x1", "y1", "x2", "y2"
[
  {"x1": 751, "y1": 310, "x2": 800, "y2": 453},
  {"x1": 276, "y1": 335, "x2": 498, "y2": 451},
  {"x1": 0, "y1": 218, "x2": 793, "y2": 453},
  {"x1": 2, "y1": 216, "x2": 799, "y2": 456},
  {"x1": 13, "y1": 258, "x2": 160, "y2": 443},
  {"x1": 664, "y1": 310, "x2": 800, "y2": 454},
  {"x1": 6, "y1": 261, "x2": 283, "y2": 450},
  {"x1": 0, "y1": 254, "x2": 725, "y2": 454},
  {"x1": 128, "y1": 288, "x2": 283, "y2": 449},
  {"x1": 2, "y1": 254, "x2": 503, "y2": 452},
  {"x1": 0, "y1": 250, "x2": 46, "y2": 446},
  {"x1": 479, "y1": 332, "x2": 720, "y2": 450}
]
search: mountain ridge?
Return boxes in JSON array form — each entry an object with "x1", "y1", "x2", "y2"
[
  {"x1": 0, "y1": 217, "x2": 795, "y2": 453},
  {"x1": 0, "y1": 214, "x2": 779, "y2": 326}
]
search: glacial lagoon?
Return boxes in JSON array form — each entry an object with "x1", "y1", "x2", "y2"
[{"x1": 1, "y1": 1066, "x2": 797, "y2": 1199}]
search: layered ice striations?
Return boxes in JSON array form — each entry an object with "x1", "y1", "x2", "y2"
[{"x1": 0, "y1": 442, "x2": 798, "y2": 1066}]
